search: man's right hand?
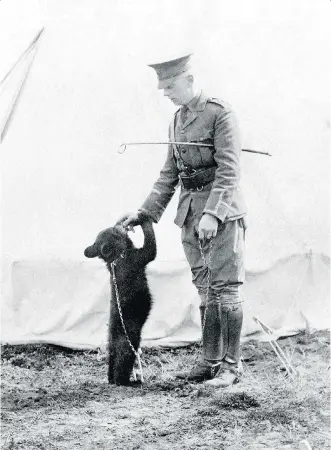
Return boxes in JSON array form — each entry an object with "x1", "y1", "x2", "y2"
[{"x1": 117, "y1": 212, "x2": 140, "y2": 231}]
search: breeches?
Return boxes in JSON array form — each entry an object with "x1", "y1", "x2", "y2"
[{"x1": 181, "y1": 212, "x2": 245, "y2": 306}]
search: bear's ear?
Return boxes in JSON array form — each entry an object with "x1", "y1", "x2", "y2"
[
  {"x1": 100, "y1": 242, "x2": 112, "y2": 258},
  {"x1": 84, "y1": 244, "x2": 99, "y2": 258}
]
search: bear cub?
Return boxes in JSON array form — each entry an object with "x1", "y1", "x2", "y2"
[{"x1": 84, "y1": 213, "x2": 156, "y2": 385}]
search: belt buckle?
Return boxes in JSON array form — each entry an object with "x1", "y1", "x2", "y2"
[{"x1": 189, "y1": 185, "x2": 203, "y2": 192}]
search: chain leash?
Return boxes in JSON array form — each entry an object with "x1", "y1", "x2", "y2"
[
  {"x1": 110, "y1": 261, "x2": 144, "y2": 383},
  {"x1": 198, "y1": 238, "x2": 223, "y2": 375},
  {"x1": 198, "y1": 238, "x2": 214, "y2": 344}
]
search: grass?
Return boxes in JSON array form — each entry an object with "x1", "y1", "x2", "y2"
[{"x1": 1, "y1": 330, "x2": 330, "y2": 450}]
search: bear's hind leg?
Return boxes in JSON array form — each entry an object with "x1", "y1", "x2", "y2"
[
  {"x1": 107, "y1": 349, "x2": 116, "y2": 384},
  {"x1": 113, "y1": 335, "x2": 136, "y2": 385}
]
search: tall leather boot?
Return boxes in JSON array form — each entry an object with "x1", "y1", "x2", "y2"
[
  {"x1": 201, "y1": 302, "x2": 227, "y2": 363},
  {"x1": 226, "y1": 304, "x2": 243, "y2": 364},
  {"x1": 205, "y1": 304, "x2": 243, "y2": 388},
  {"x1": 174, "y1": 302, "x2": 224, "y2": 382}
]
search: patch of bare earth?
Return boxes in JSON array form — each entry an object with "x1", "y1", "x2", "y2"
[{"x1": 1, "y1": 330, "x2": 330, "y2": 449}]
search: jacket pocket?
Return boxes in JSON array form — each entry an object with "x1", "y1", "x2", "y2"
[{"x1": 174, "y1": 191, "x2": 192, "y2": 228}]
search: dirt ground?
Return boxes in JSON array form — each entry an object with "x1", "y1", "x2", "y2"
[{"x1": 1, "y1": 330, "x2": 330, "y2": 450}]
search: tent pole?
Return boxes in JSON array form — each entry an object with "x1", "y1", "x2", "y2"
[
  {"x1": 0, "y1": 29, "x2": 45, "y2": 143},
  {"x1": 0, "y1": 28, "x2": 44, "y2": 87}
]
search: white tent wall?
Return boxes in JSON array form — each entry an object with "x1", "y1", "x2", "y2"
[{"x1": 0, "y1": 0, "x2": 330, "y2": 348}]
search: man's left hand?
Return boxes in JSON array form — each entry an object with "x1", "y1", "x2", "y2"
[{"x1": 198, "y1": 213, "x2": 219, "y2": 243}]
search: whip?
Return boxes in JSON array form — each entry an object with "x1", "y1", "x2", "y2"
[{"x1": 118, "y1": 142, "x2": 272, "y2": 156}]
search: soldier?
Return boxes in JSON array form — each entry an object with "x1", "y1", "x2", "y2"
[{"x1": 121, "y1": 54, "x2": 247, "y2": 388}]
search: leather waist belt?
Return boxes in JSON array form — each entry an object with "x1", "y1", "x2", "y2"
[{"x1": 179, "y1": 166, "x2": 216, "y2": 190}]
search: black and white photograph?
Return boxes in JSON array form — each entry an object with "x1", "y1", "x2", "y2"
[{"x1": 0, "y1": 1, "x2": 330, "y2": 449}]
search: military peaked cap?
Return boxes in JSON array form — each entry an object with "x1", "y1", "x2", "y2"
[{"x1": 148, "y1": 54, "x2": 192, "y2": 89}]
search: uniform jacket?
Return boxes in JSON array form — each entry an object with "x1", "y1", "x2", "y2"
[{"x1": 140, "y1": 91, "x2": 247, "y2": 228}]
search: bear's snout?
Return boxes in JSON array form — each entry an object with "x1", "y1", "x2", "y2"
[{"x1": 84, "y1": 244, "x2": 99, "y2": 258}]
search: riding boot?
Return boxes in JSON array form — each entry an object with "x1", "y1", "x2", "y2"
[
  {"x1": 205, "y1": 304, "x2": 243, "y2": 388},
  {"x1": 226, "y1": 303, "x2": 243, "y2": 364},
  {"x1": 201, "y1": 302, "x2": 227, "y2": 363},
  {"x1": 173, "y1": 304, "x2": 211, "y2": 381},
  {"x1": 174, "y1": 302, "x2": 225, "y2": 381}
]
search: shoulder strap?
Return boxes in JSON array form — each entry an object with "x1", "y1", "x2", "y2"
[{"x1": 207, "y1": 97, "x2": 229, "y2": 109}]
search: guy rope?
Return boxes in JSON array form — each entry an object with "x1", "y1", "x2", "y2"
[{"x1": 253, "y1": 316, "x2": 297, "y2": 380}]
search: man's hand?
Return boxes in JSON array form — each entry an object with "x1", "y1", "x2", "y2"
[
  {"x1": 117, "y1": 212, "x2": 140, "y2": 232},
  {"x1": 198, "y1": 213, "x2": 219, "y2": 244}
]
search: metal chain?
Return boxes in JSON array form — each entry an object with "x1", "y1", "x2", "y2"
[
  {"x1": 110, "y1": 262, "x2": 144, "y2": 382},
  {"x1": 198, "y1": 238, "x2": 214, "y2": 343}
]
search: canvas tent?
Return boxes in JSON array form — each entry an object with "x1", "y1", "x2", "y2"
[{"x1": 0, "y1": 0, "x2": 330, "y2": 349}]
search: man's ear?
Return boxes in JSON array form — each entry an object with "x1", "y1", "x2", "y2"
[{"x1": 187, "y1": 74, "x2": 194, "y2": 86}]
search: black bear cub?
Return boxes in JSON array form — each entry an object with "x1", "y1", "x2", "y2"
[{"x1": 84, "y1": 213, "x2": 156, "y2": 385}]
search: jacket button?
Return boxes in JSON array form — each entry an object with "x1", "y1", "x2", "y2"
[{"x1": 181, "y1": 130, "x2": 185, "y2": 134}]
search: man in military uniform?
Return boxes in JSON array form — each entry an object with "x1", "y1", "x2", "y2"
[{"x1": 121, "y1": 54, "x2": 247, "y2": 388}]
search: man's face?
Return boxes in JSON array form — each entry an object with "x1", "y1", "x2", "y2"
[{"x1": 162, "y1": 75, "x2": 192, "y2": 106}]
